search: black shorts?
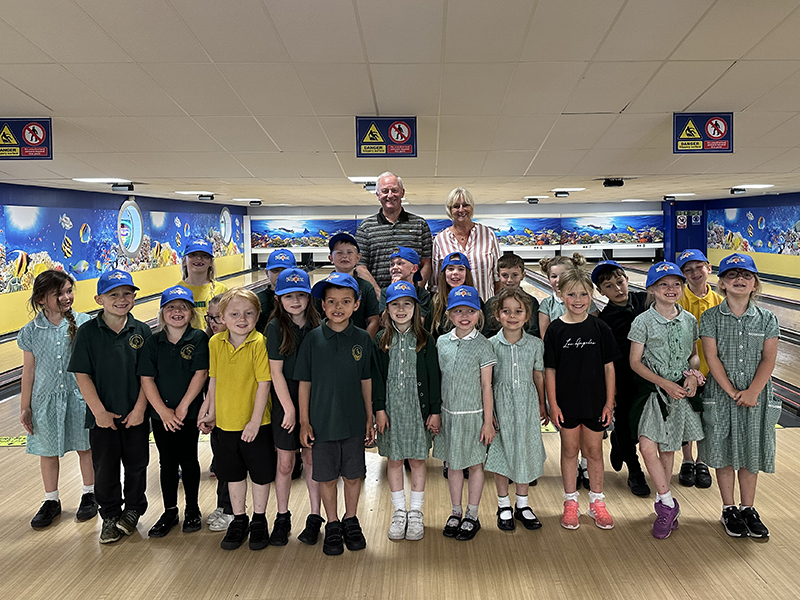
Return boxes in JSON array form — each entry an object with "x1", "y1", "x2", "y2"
[
  {"x1": 311, "y1": 437, "x2": 366, "y2": 482},
  {"x1": 211, "y1": 425, "x2": 277, "y2": 485},
  {"x1": 560, "y1": 415, "x2": 607, "y2": 433},
  {"x1": 271, "y1": 379, "x2": 301, "y2": 452}
]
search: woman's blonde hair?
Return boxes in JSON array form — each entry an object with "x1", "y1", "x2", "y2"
[
  {"x1": 156, "y1": 299, "x2": 197, "y2": 333},
  {"x1": 445, "y1": 187, "x2": 475, "y2": 220},
  {"x1": 540, "y1": 252, "x2": 586, "y2": 276}
]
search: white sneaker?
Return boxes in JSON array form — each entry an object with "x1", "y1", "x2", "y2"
[
  {"x1": 209, "y1": 513, "x2": 234, "y2": 532},
  {"x1": 388, "y1": 509, "x2": 407, "y2": 540},
  {"x1": 205, "y1": 507, "x2": 224, "y2": 525},
  {"x1": 406, "y1": 510, "x2": 424, "y2": 540}
]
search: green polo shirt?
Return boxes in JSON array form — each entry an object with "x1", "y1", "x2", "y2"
[
  {"x1": 137, "y1": 327, "x2": 209, "y2": 420},
  {"x1": 265, "y1": 317, "x2": 314, "y2": 380},
  {"x1": 68, "y1": 312, "x2": 152, "y2": 428},
  {"x1": 294, "y1": 319, "x2": 372, "y2": 442},
  {"x1": 255, "y1": 287, "x2": 275, "y2": 334}
]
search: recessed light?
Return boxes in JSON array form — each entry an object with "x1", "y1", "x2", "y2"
[
  {"x1": 734, "y1": 184, "x2": 774, "y2": 189},
  {"x1": 621, "y1": 199, "x2": 646, "y2": 202},
  {"x1": 550, "y1": 188, "x2": 585, "y2": 192},
  {"x1": 73, "y1": 177, "x2": 131, "y2": 184},
  {"x1": 175, "y1": 190, "x2": 213, "y2": 195}
]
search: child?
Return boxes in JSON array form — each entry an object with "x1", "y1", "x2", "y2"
[
  {"x1": 629, "y1": 262, "x2": 705, "y2": 539},
  {"x1": 68, "y1": 270, "x2": 152, "y2": 544},
  {"x1": 544, "y1": 268, "x2": 619, "y2": 530},
  {"x1": 202, "y1": 294, "x2": 235, "y2": 532},
  {"x1": 139, "y1": 285, "x2": 209, "y2": 538},
  {"x1": 296, "y1": 272, "x2": 374, "y2": 556},
  {"x1": 378, "y1": 247, "x2": 432, "y2": 326},
  {"x1": 327, "y1": 233, "x2": 380, "y2": 338},
  {"x1": 265, "y1": 268, "x2": 324, "y2": 546},
  {"x1": 430, "y1": 252, "x2": 481, "y2": 339},
  {"x1": 180, "y1": 239, "x2": 228, "y2": 329},
  {"x1": 19, "y1": 270, "x2": 95, "y2": 528},
  {"x1": 372, "y1": 281, "x2": 441, "y2": 541},
  {"x1": 256, "y1": 248, "x2": 296, "y2": 333},
  {"x1": 485, "y1": 288, "x2": 547, "y2": 532},
  {"x1": 700, "y1": 253, "x2": 779, "y2": 539},
  {"x1": 593, "y1": 260, "x2": 650, "y2": 497},
  {"x1": 433, "y1": 285, "x2": 496, "y2": 541},
  {"x1": 197, "y1": 288, "x2": 275, "y2": 551},
  {"x1": 676, "y1": 249, "x2": 723, "y2": 489},
  {"x1": 483, "y1": 253, "x2": 540, "y2": 339}
]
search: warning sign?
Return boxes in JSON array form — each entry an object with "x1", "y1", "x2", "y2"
[
  {"x1": 679, "y1": 119, "x2": 701, "y2": 139},
  {"x1": 23, "y1": 122, "x2": 45, "y2": 146},
  {"x1": 677, "y1": 212, "x2": 687, "y2": 229},
  {"x1": 674, "y1": 112, "x2": 732, "y2": 154},
  {"x1": 706, "y1": 117, "x2": 727, "y2": 139},
  {"x1": 362, "y1": 122, "x2": 384, "y2": 144},
  {"x1": 389, "y1": 121, "x2": 411, "y2": 143},
  {"x1": 0, "y1": 124, "x2": 18, "y2": 145},
  {"x1": 356, "y1": 117, "x2": 417, "y2": 158},
  {"x1": 0, "y1": 118, "x2": 52, "y2": 160}
]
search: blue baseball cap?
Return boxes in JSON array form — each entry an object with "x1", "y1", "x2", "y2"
[
  {"x1": 676, "y1": 249, "x2": 709, "y2": 268},
  {"x1": 160, "y1": 285, "x2": 194, "y2": 308},
  {"x1": 97, "y1": 269, "x2": 139, "y2": 295},
  {"x1": 645, "y1": 261, "x2": 686, "y2": 288},
  {"x1": 390, "y1": 246, "x2": 422, "y2": 282},
  {"x1": 311, "y1": 272, "x2": 361, "y2": 299},
  {"x1": 591, "y1": 260, "x2": 624, "y2": 284},
  {"x1": 266, "y1": 248, "x2": 297, "y2": 271},
  {"x1": 275, "y1": 268, "x2": 311, "y2": 296},
  {"x1": 183, "y1": 238, "x2": 213, "y2": 257},
  {"x1": 447, "y1": 285, "x2": 481, "y2": 311},
  {"x1": 441, "y1": 252, "x2": 471, "y2": 272},
  {"x1": 386, "y1": 280, "x2": 419, "y2": 304},
  {"x1": 719, "y1": 253, "x2": 758, "y2": 275},
  {"x1": 328, "y1": 232, "x2": 359, "y2": 253}
]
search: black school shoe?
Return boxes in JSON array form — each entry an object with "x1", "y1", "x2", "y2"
[
  {"x1": 342, "y1": 516, "x2": 367, "y2": 551},
  {"x1": 443, "y1": 514, "x2": 461, "y2": 537},
  {"x1": 76, "y1": 493, "x2": 98, "y2": 521},
  {"x1": 455, "y1": 516, "x2": 481, "y2": 541},
  {"x1": 221, "y1": 515, "x2": 250, "y2": 550},
  {"x1": 609, "y1": 441, "x2": 624, "y2": 472},
  {"x1": 298, "y1": 513, "x2": 324, "y2": 545},
  {"x1": 148, "y1": 509, "x2": 179, "y2": 538},
  {"x1": 678, "y1": 462, "x2": 696, "y2": 487},
  {"x1": 291, "y1": 458, "x2": 303, "y2": 480},
  {"x1": 740, "y1": 507, "x2": 769, "y2": 539},
  {"x1": 323, "y1": 521, "x2": 344, "y2": 556},
  {"x1": 270, "y1": 511, "x2": 291, "y2": 546},
  {"x1": 720, "y1": 506, "x2": 749, "y2": 538},
  {"x1": 577, "y1": 466, "x2": 590, "y2": 490},
  {"x1": 249, "y1": 516, "x2": 270, "y2": 550},
  {"x1": 627, "y1": 472, "x2": 651, "y2": 497},
  {"x1": 183, "y1": 507, "x2": 202, "y2": 533},
  {"x1": 514, "y1": 506, "x2": 542, "y2": 530},
  {"x1": 694, "y1": 462, "x2": 713, "y2": 489},
  {"x1": 496, "y1": 507, "x2": 515, "y2": 531},
  {"x1": 31, "y1": 500, "x2": 61, "y2": 529}
]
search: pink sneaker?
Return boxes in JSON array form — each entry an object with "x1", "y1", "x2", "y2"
[
  {"x1": 561, "y1": 500, "x2": 580, "y2": 530},
  {"x1": 587, "y1": 500, "x2": 614, "y2": 529}
]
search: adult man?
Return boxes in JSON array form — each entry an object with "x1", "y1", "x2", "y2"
[{"x1": 355, "y1": 172, "x2": 433, "y2": 295}]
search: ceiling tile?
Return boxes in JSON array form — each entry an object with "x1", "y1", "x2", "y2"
[
  {"x1": 69, "y1": 152, "x2": 154, "y2": 178},
  {"x1": 52, "y1": 118, "x2": 113, "y2": 153},
  {"x1": 358, "y1": 0, "x2": 443, "y2": 63},
  {"x1": 230, "y1": 153, "x2": 300, "y2": 178},
  {"x1": 746, "y1": 113, "x2": 800, "y2": 148},
  {"x1": 178, "y1": 152, "x2": 254, "y2": 178},
  {"x1": 0, "y1": 19, "x2": 55, "y2": 63},
  {"x1": 619, "y1": 148, "x2": 681, "y2": 175},
  {"x1": 195, "y1": 116, "x2": 279, "y2": 152},
  {"x1": 256, "y1": 116, "x2": 328, "y2": 152},
  {"x1": 219, "y1": 64, "x2": 314, "y2": 116},
  {"x1": 445, "y1": 0, "x2": 533, "y2": 63},
  {"x1": 141, "y1": 64, "x2": 251, "y2": 116},
  {"x1": 41, "y1": 154, "x2": 107, "y2": 178},
  {"x1": 746, "y1": 8, "x2": 800, "y2": 60},
  {"x1": 122, "y1": 152, "x2": 204, "y2": 178},
  {"x1": 318, "y1": 117, "x2": 356, "y2": 153},
  {"x1": 371, "y1": 64, "x2": 441, "y2": 116},
  {"x1": 436, "y1": 151, "x2": 488, "y2": 177},
  {"x1": 564, "y1": 61, "x2": 660, "y2": 114},
  {"x1": 657, "y1": 153, "x2": 721, "y2": 176},
  {"x1": 336, "y1": 153, "x2": 389, "y2": 179},
  {"x1": 688, "y1": 60, "x2": 800, "y2": 112},
  {"x1": 525, "y1": 150, "x2": 587, "y2": 175},
  {"x1": 733, "y1": 111, "x2": 796, "y2": 146},
  {"x1": 753, "y1": 148, "x2": 800, "y2": 172},
  {"x1": 481, "y1": 151, "x2": 536, "y2": 177},
  {"x1": 284, "y1": 152, "x2": 345, "y2": 178},
  {"x1": 703, "y1": 147, "x2": 786, "y2": 174},
  {"x1": 594, "y1": 114, "x2": 670, "y2": 150},
  {"x1": 68, "y1": 117, "x2": 170, "y2": 152},
  {"x1": 747, "y1": 69, "x2": 800, "y2": 112},
  {"x1": 0, "y1": 77, "x2": 53, "y2": 116},
  {"x1": 571, "y1": 147, "x2": 638, "y2": 176},
  {"x1": 294, "y1": 63, "x2": 375, "y2": 116},
  {"x1": 627, "y1": 61, "x2": 734, "y2": 113},
  {"x1": 439, "y1": 116, "x2": 499, "y2": 152},
  {"x1": 131, "y1": 117, "x2": 225, "y2": 152},
  {"x1": 386, "y1": 152, "x2": 437, "y2": 179},
  {"x1": 490, "y1": 115, "x2": 557, "y2": 151},
  {"x1": 502, "y1": 62, "x2": 587, "y2": 115},
  {"x1": 543, "y1": 114, "x2": 617, "y2": 151},
  {"x1": 440, "y1": 64, "x2": 515, "y2": 115}
]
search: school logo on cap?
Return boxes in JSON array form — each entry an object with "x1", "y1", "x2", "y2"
[
  {"x1": 352, "y1": 345, "x2": 363, "y2": 362},
  {"x1": 129, "y1": 334, "x2": 144, "y2": 350},
  {"x1": 395, "y1": 282, "x2": 412, "y2": 291},
  {"x1": 655, "y1": 263, "x2": 672, "y2": 272},
  {"x1": 172, "y1": 287, "x2": 189, "y2": 296},
  {"x1": 180, "y1": 344, "x2": 194, "y2": 360},
  {"x1": 726, "y1": 255, "x2": 745, "y2": 264},
  {"x1": 285, "y1": 273, "x2": 303, "y2": 284},
  {"x1": 679, "y1": 251, "x2": 693, "y2": 260},
  {"x1": 275, "y1": 252, "x2": 291, "y2": 261},
  {"x1": 455, "y1": 288, "x2": 471, "y2": 297},
  {"x1": 109, "y1": 272, "x2": 127, "y2": 280}
]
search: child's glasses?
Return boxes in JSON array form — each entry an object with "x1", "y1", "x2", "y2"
[
  {"x1": 204, "y1": 314, "x2": 222, "y2": 325},
  {"x1": 722, "y1": 269, "x2": 754, "y2": 280}
]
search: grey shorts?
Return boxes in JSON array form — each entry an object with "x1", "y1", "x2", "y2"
[{"x1": 311, "y1": 436, "x2": 366, "y2": 482}]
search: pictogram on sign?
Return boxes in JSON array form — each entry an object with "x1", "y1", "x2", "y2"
[
  {"x1": 362, "y1": 122, "x2": 384, "y2": 144},
  {"x1": 679, "y1": 120, "x2": 701, "y2": 139},
  {"x1": 23, "y1": 122, "x2": 45, "y2": 146},
  {"x1": 705, "y1": 117, "x2": 727, "y2": 139},
  {"x1": 0, "y1": 124, "x2": 18, "y2": 145},
  {"x1": 389, "y1": 121, "x2": 411, "y2": 143}
]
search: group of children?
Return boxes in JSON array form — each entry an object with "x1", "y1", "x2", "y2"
[{"x1": 18, "y1": 233, "x2": 779, "y2": 553}]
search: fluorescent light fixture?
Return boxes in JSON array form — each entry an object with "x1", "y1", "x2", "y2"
[
  {"x1": 666, "y1": 193, "x2": 696, "y2": 197},
  {"x1": 554, "y1": 191, "x2": 569, "y2": 198},
  {"x1": 348, "y1": 176, "x2": 378, "y2": 183},
  {"x1": 73, "y1": 178, "x2": 131, "y2": 184},
  {"x1": 523, "y1": 196, "x2": 550, "y2": 200},
  {"x1": 550, "y1": 187, "x2": 585, "y2": 192},
  {"x1": 175, "y1": 190, "x2": 213, "y2": 195},
  {"x1": 264, "y1": 203, "x2": 292, "y2": 207},
  {"x1": 621, "y1": 198, "x2": 646, "y2": 202},
  {"x1": 198, "y1": 194, "x2": 214, "y2": 201},
  {"x1": 734, "y1": 184, "x2": 774, "y2": 189},
  {"x1": 233, "y1": 198, "x2": 262, "y2": 202},
  {"x1": 506, "y1": 200, "x2": 528, "y2": 204},
  {"x1": 111, "y1": 183, "x2": 134, "y2": 192}
]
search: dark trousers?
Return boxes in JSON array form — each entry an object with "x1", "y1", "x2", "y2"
[
  {"x1": 90, "y1": 422, "x2": 150, "y2": 520},
  {"x1": 151, "y1": 418, "x2": 201, "y2": 511},
  {"x1": 611, "y1": 389, "x2": 643, "y2": 475},
  {"x1": 210, "y1": 426, "x2": 232, "y2": 514}
]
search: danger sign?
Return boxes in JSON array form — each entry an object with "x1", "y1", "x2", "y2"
[
  {"x1": 674, "y1": 112, "x2": 732, "y2": 154},
  {"x1": 389, "y1": 121, "x2": 411, "y2": 143},
  {"x1": 356, "y1": 117, "x2": 417, "y2": 158},
  {"x1": 705, "y1": 117, "x2": 727, "y2": 139},
  {"x1": 23, "y1": 122, "x2": 46, "y2": 146},
  {"x1": 0, "y1": 117, "x2": 52, "y2": 160}
]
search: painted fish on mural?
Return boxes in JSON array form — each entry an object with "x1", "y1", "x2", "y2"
[
  {"x1": 62, "y1": 234, "x2": 72, "y2": 258},
  {"x1": 174, "y1": 216, "x2": 181, "y2": 228},
  {"x1": 746, "y1": 211, "x2": 754, "y2": 221},
  {"x1": 79, "y1": 223, "x2": 91, "y2": 243},
  {"x1": 72, "y1": 260, "x2": 89, "y2": 274},
  {"x1": 59, "y1": 214, "x2": 73, "y2": 230},
  {"x1": 626, "y1": 226, "x2": 636, "y2": 234},
  {"x1": 747, "y1": 224, "x2": 753, "y2": 237},
  {"x1": 13, "y1": 250, "x2": 29, "y2": 277},
  {"x1": 176, "y1": 232, "x2": 181, "y2": 247},
  {"x1": 757, "y1": 216, "x2": 765, "y2": 230},
  {"x1": 184, "y1": 223, "x2": 190, "y2": 237},
  {"x1": 318, "y1": 229, "x2": 329, "y2": 238}
]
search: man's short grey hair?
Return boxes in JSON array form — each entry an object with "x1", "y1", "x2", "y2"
[{"x1": 376, "y1": 171, "x2": 403, "y2": 191}]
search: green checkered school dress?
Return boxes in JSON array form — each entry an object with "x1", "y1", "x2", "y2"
[
  {"x1": 376, "y1": 329, "x2": 432, "y2": 461},
  {"x1": 698, "y1": 301, "x2": 780, "y2": 473},
  {"x1": 629, "y1": 306, "x2": 704, "y2": 452},
  {"x1": 432, "y1": 330, "x2": 496, "y2": 470},
  {"x1": 485, "y1": 332, "x2": 546, "y2": 482}
]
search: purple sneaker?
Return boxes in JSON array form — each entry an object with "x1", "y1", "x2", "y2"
[{"x1": 653, "y1": 499, "x2": 680, "y2": 539}]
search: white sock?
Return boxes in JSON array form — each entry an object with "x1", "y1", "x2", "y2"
[
  {"x1": 515, "y1": 494, "x2": 528, "y2": 509},
  {"x1": 656, "y1": 491, "x2": 675, "y2": 508},
  {"x1": 723, "y1": 504, "x2": 736, "y2": 510},
  {"x1": 82, "y1": 484, "x2": 94, "y2": 495},
  {"x1": 740, "y1": 504, "x2": 753, "y2": 510},
  {"x1": 564, "y1": 491, "x2": 579, "y2": 502},
  {"x1": 682, "y1": 459, "x2": 694, "y2": 465},
  {"x1": 391, "y1": 490, "x2": 405, "y2": 511},
  {"x1": 466, "y1": 504, "x2": 479, "y2": 520},
  {"x1": 451, "y1": 504, "x2": 463, "y2": 516},
  {"x1": 409, "y1": 491, "x2": 424, "y2": 512},
  {"x1": 589, "y1": 491, "x2": 605, "y2": 504},
  {"x1": 497, "y1": 495, "x2": 511, "y2": 518},
  {"x1": 44, "y1": 490, "x2": 59, "y2": 502}
]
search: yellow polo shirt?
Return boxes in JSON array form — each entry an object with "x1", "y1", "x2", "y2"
[
  {"x1": 209, "y1": 329, "x2": 271, "y2": 431},
  {"x1": 180, "y1": 280, "x2": 229, "y2": 329},
  {"x1": 678, "y1": 284, "x2": 724, "y2": 376}
]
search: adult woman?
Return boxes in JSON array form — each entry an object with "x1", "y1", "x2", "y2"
[{"x1": 432, "y1": 187, "x2": 500, "y2": 302}]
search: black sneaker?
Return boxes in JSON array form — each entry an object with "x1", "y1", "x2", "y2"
[
  {"x1": 270, "y1": 511, "x2": 291, "y2": 546},
  {"x1": 678, "y1": 462, "x2": 696, "y2": 487},
  {"x1": 116, "y1": 509, "x2": 140, "y2": 535},
  {"x1": 31, "y1": 500, "x2": 61, "y2": 529},
  {"x1": 342, "y1": 516, "x2": 367, "y2": 551},
  {"x1": 182, "y1": 507, "x2": 202, "y2": 533},
  {"x1": 442, "y1": 465, "x2": 448, "y2": 479},
  {"x1": 297, "y1": 513, "x2": 324, "y2": 545},
  {"x1": 291, "y1": 457, "x2": 303, "y2": 480},
  {"x1": 221, "y1": 515, "x2": 250, "y2": 550},
  {"x1": 496, "y1": 507, "x2": 515, "y2": 531},
  {"x1": 609, "y1": 440, "x2": 623, "y2": 472},
  {"x1": 627, "y1": 472, "x2": 651, "y2": 497},
  {"x1": 76, "y1": 493, "x2": 98, "y2": 521},
  {"x1": 249, "y1": 517, "x2": 270, "y2": 550},
  {"x1": 148, "y1": 510, "x2": 179, "y2": 538},
  {"x1": 580, "y1": 467, "x2": 590, "y2": 490},
  {"x1": 323, "y1": 521, "x2": 344, "y2": 556},
  {"x1": 695, "y1": 462, "x2": 713, "y2": 488},
  {"x1": 720, "y1": 506, "x2": 749, "y2": 538},
  {"x1": 740, "y1": 507, "x2": 769, "y2": 539},
  {"x1": 100, "y1": 517, "x2": 121, "y2": 544}
]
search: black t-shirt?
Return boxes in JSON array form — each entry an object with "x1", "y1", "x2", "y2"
[
  {"x1": 265, "y1": 317, "x2": 314, "y2": 380},
  {"x1": 543, "y1": 315, "x2": 621, "y2": 419},
  {"x1": 598, "y1": 291, "x2": 648, "y2": 392}
]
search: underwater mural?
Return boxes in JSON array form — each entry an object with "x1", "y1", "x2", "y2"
[
  {"x1": 250, "y1": 219, "x2": 358, "y2": 248},
  {"x1": 477, "y1": 217, "x2": 561, "y2": 246},
  {"x1": 707, "y1": 206, "x2": 800, "y2": 255},
  {"x1": 560, "y1": 214, "x2": 664, "y2": 245}
]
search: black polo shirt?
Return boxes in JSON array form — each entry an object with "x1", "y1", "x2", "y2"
[
  {"x1": 294, "y1": 319, "x2": 372, "y2": 442},
  {"x1": 137, "y1": 327, "x2": 209, "y2": 420},
  {"x1": 265, "y1": 317, "x2": 314, "y2": 380},
  {"x1": 255, "y1": 287, "x2": 275, "y2": 334},
  {"x1": 68, "y1": 312, "x2": 152, "y2": 428},
  {"x1": 314, "y1": 275, "x2": 378, "y2": 330}
]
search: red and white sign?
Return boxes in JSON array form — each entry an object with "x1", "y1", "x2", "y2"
[
  {"x1": 705, "y1": 117, "x2": 727, "y2": 139},
  {"x1": 23, "y1": 122, "x2": 45, "y2": 146},
  {"x1": 389, "y1": 121, "x2": 411, "y2": 144},
  {"x1": 677, "y1": 214, "x2": 687, "y2": 229}
]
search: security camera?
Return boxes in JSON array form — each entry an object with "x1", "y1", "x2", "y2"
[
  {"x1": 364, "y1": 182, "x2": 377, "y2": 193},
  {"x1": 249, "y1": 199, "x2": 262, "y2": 206},
  {"x1": 198, "y1": 194, "x2": 215, "y2": 201},
  {"x1": 603, "y1": 178, "x2": 624, "y2": 188},
  {"x1": 525, "y1": 196, "x2": 539, "y2": 205}
]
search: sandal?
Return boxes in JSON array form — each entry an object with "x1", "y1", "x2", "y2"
[{"x1": 443, "y1": 514, "x2": 461, "y2": 538}]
